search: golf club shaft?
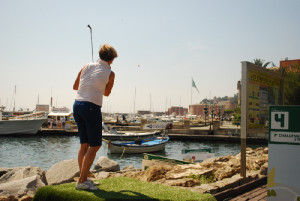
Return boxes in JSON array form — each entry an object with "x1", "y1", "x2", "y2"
[{"x1": 87, "y1": 25, "x2": 94, "y2": 62}]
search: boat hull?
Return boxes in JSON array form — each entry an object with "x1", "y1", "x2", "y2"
[
  {"x1": 0, "y1": 118, "x2": 47, "y2": 135},
  {"x1": 102, "y1": 131, "x2": 161, "y2": 141},
  {"x1": 109, "y1": 137, "x2": 169, "y2": 154}
]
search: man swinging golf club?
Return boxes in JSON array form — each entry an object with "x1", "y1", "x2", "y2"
[{"x1": 73, "y1": 42, "x2": 117, "y2": 190}]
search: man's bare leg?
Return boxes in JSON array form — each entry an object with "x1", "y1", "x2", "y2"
[
  {"x1": 78, "y1": 145, "x2": 101, "y2": 183},
  {"x1": 78, "y1": 143, "x2": 89, "y2": 173}
]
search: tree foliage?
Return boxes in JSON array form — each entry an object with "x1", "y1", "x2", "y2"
[
  {"x1": 253, "y1": 58, "x2": 271, "y2": 68},
  {"x1": 281, "y1": 64, "x2": 300, "y2": 105},
  {"x1": 252, "y1": 58, "x2": 300, "y2": 105},
  {"x1": 200, "y1": 94, "x2": 238, "y2": 104}
]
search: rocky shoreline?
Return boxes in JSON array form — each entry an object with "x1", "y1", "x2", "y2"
[{"x1": 0, "y1": 147, "x2": 268, "y2": 201}]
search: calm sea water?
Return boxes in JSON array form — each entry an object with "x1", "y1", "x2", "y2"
[{"x1": 0, "y1": 135, "x2": 267, "y2": 170}]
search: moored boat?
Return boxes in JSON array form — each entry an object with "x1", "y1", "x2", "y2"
[
  {"x1": 102, "y1": 130, "x2": 162, "y2": 141},
  {"x1": 108, "y1": 136, "x2": 169, "y2": 154},
  {"x1": 0, "y1": 106, "x2": 47, "y2": 135},
  {"x1": 102, "y1": 122, "x2": 162, "y2": 141}
]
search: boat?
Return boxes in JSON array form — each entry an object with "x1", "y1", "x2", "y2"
[
  {"x1": 102, "y1": 122, "x2": 162, "y2": 141},
  {"x1": 0, "y1": 106, "x2": 47, "y2": 135},
  {"x1": 142, "y1": 153, "x2": 193, "y2": 170},
  {"x1": 108, "y1": 136, "x2": 170, "y2": 154},
  {"x1": 181, "y1": 148, "x2": 215, "y2": 162},
  {"x1": 102, "y1": 129, "x2": 162, "y2": 141}
]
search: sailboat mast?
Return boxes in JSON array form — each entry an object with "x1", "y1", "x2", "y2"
[
  {"x1": 150, "y1": 93, "x2": 151, "y2": 112},
  {"x1": 50, "y1": 88, "x2": 53, "y2": 109},
  {"x1": 133, "y1": 87, "x2": 136, "y2": 114},
  {"x1": 179, "y1": 96, "x2": 181, "y2": 115},
  {"x1": 191, "y1": 78, "x2": 192, "y2": 106},
  {"x1": 165, "y1": 97, "x2": 167, "y2": 112},
  {"x1": 13, "y1": 85, "x2": 16, "y2": 112}
]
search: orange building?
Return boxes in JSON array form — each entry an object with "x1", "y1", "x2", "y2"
[
  {"x1": 218, "y1": 100, "x2": 237, "y2": 110},
  {"x1": 189, "y1": 104, "x2": 225, "y2": 117},
  {"x1": 167, "y1": 106, "x2": 188, "y2": 116},
  {"x1": 280, "y1": 59, "x2": 300, "y2": 72}
]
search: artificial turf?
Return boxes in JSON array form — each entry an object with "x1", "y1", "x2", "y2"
[{"x1": 33, "y1": 177, "x2": 216, "y2": 201}]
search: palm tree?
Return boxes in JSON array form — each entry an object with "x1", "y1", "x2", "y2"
[{"x1": 253, "y1": 58, "x2": 271, "y2": 68}]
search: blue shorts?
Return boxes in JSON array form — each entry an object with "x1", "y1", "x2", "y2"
[{"x1": 73, "y1": 100, "x2": 102, "y2": 147}]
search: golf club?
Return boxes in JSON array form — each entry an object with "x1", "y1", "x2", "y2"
[{"x1": 87, "y1": 24, "x2": 94, "y2": 62}]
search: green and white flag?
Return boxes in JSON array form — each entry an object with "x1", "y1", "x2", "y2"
[{"x1": 192, "y1": 78, "x2": 199, "y2": 93}]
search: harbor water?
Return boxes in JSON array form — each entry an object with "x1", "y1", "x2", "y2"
[{"x1": 0, "y1": 135, "x2": 267, "y2": 170}]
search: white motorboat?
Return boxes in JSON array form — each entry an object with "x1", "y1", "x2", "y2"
[{"x1": 0, "y1": 106, "x2": 47, "y2": 135}]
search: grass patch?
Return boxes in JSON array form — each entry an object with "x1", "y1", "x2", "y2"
[
  {"x1": 33, "y1": 177, "x2": 216, "y2": 201},
  {"x1": 188, "y1": 174, "x2": 215, "y2": 184}
]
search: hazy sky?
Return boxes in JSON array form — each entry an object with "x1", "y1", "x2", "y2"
[{"x1": 1, "y1": 0, "x2": 299, "y2": 113}]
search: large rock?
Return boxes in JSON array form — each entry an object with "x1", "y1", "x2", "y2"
[
  {"x1": 0, "y1": 167, "x2": 46, "y2": 185},
  {"x1": 121, "y1": 166, "x2": 171, "y2": 182},
  {"x1": 0, "y1": 195, "x2": 18, "y2": 201},
  {"x1": 45, "y1": 159, "x2": 79, "y2": 185},
  {"x1": 121, "y1": 165, "x2": 139, "y2": 173},
  {"x1": 214, "y1": 165, "x2": 240, "y2": 180},
  {"x1": 164, "y1": 178, "x2": 199, "y2": 187},
  {"x1": 211, "y1": 176, "x2": 240, "y2": 192},
  {"x1": 165, "y1": 168, "x2": 214, "y2": 180},
  {"x1": 0, "y1": 175, "x2": 45, "y2": 198},
  {"x1": 92, "y1": 156, "x2": 120, "y2": 172},
  {"x1": 193, "y1": 183, "x2": 220, "y2": 194},
  {"x1": 94, "y1": 172, "x2": 111, "y2": 179},
  {"x1": 18, "y1": 195, "x2": 33, "y2": 201},
  {"x1": 260, "y1": 162, "x2": 268, "y2": 175}
]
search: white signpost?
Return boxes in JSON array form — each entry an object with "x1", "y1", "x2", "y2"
[{"x1": 268, "y1": 106, "x2": 300, "y2": 200}]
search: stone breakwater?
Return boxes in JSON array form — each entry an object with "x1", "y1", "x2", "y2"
[
  {"x1": 96, "y1": 147, "x2": 268, "y2": 194},
  {"x1": 0, "y1": 147, "x2": 268, "y2": 201}
]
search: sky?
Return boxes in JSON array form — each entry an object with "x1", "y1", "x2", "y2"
[{"x1": 1, "y1": 0, "x2": 300, "y2": 114}]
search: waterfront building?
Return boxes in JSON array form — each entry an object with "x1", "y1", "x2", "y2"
[
  {"x1": 166, "y1": 106, "x2": 188, "y2": 116},
  {"x1": 218, "y1": 100, "x2": 237, "y2": 110},
  {"x1": 152, "y1": 112, "x2": 165, "y2": 116},
  {"x1": 189, "y1": 104, "x2": 225, "y2": 118},
  {"x1": 280, "y1": 58, "x2": 300, "y2": 72},
  {"x1": 137, "y1": 110, "x2": 151, "y2": 115}
]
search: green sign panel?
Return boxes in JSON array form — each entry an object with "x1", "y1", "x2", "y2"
[
  {"x1": 269, "y1": 106, "x2": 300, "y2": 145},
  {"x1": 268, "y1": 106, "x2": 300, "y2": 200}
]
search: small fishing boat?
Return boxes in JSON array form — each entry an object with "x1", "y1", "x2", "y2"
[
  {"x1": 102, "y1": 130, "x2": 162, "y2": 141},
  {"x1": 108, "y1": 136, "x2": 169, "y2": 154},
  {"x1": 102, "y1": 122, "x2": 161, "y2": 141}
]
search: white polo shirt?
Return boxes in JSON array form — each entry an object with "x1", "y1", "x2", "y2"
[{"x1": 75, "y1": 60, "x2": 111, "y2": 106}]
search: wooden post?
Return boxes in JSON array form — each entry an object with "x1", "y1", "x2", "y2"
[
  {"x1": 240, "y1": 61, "x2": 248, "y2": 177},
  {"x1": 240, "y1": 138, "x2": 246, "y2": 177}
]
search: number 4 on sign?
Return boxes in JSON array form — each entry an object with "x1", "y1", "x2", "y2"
[
  {"x1": 271, "y1": 112, "x2": 289, "y2": 130},
  {"x1": 275, "y1": 114, "x2": 285, "y2": 128}
]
